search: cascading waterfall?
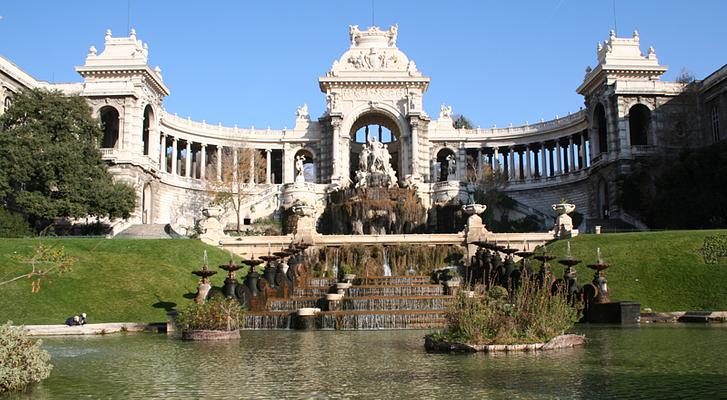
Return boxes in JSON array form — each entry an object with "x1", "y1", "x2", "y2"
[
  {"x1": 382, "y1": 247, "x2": 392, "y2": 276},
  {"x1": 332, "y1": 247, "x2": 339, "y2": 280}
]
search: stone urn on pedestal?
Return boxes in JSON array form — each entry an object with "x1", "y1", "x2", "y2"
[
  {"x1": 462, "y1": 203, "x2": 487, "y2": 240},
  {"x1": 292, "y1": 204, "x2": 317, "y2": 243},
  {"x1": 552, "y1": 203, "x2": 576, "y2": 239}
]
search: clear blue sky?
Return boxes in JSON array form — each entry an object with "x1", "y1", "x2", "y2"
[{"x1": 1, "y1": 1, "x2": 726, "y2": 129}]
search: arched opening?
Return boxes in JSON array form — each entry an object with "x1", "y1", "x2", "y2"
[
  {"x1": 594, "y1": 103, "x2": 608, "y2": 154},
  {"x1": 349, "y1": 112, "x2": 401, "y2": 184},
  {"x1": 141, "y1": 183, "x2": 152, "y2": 224},
  {"x1": 294, "y1": 149, "x2": 316, "y2": 183},
  {"x1": 629, "y1": 104, "x2": 651, "y2": 146},
  {"x1": 597, "y1": 179, "x2": 609, "y2": 219},
  {"x1": 3, "y1": 95, "x2": 12, "y2": 112},
  {"x1": 436, "y1": 148, "x2": 457, "y2": 182},
  {"x1": 99, "y1": 106, "x2": 120, "y2": 148},
  {"x1": 142, "y1": 105, "x2": 154, "y2": 155}
]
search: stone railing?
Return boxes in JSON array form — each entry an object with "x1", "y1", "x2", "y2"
[
  {"x1": 161, "y1": 111, "x2": 287, "y2": 140},
  {"x1": 460, "y1": 109, "x2": 587, "y2": 137},
  {"x1": 99, "y1": 147, "x2": 116, "y2": 158}
]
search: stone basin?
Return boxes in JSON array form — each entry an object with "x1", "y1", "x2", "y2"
[
  {"x1": 326, "y1": 293, "x2": 344, "y2": 301},
  {"x1": 297, "y1": 307, "x2": 321, "y2": 316}
]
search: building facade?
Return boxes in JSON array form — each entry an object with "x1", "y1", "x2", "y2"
[{"x1": 1, "y1": 26, "x2": 725, "y2": 233}]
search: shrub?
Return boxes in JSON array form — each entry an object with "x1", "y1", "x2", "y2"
[
  {"x1": 175, "y1": 299, "x2": 245, "y2": 332},
  {"x1": 703, "y1": 234, "x2": 727, "y2": 264},
  {"x1": 432, "y1": 279, "x2": 580, "y2": 345},
  {"x1": 0, "y1": 322, "x2": 52, "y2": 393},
  {"x1": 0, "y1": 209, "x2": 32, "y2": 238}
]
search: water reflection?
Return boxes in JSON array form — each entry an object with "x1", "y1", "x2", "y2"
[{"x1": 5, "y1": 325, "x2": 727, "y2": 399}]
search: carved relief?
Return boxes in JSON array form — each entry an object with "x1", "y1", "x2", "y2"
[
  {"x1": 340, "y1": 88, "x2": 408, "y2": 101},
  {"x1": 347, "y1": 49, "x2": 401, "y2": 70}
]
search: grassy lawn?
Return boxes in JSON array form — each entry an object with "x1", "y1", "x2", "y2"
[
  {"x1": 1, "y1": 230, "x2": 726, "y2": 324},
  {"x1": 0, "y1": 238, "x2": 239, "y2": 324},
  {"x1": 546, "y1": 230, "x2": 727, "y2": 312}
]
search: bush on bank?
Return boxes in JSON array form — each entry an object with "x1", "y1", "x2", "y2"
[
  {"x1": 0, "y1": 322, "x2": 52, "y2": 393},
  {"x1": 430, "y1": 280, "x2": 580, "y2": 345}
]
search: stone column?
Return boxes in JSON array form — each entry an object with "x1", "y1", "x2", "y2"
[
  {"x1": 410, "y1": 119, "x2": 420, "y2": 178},
  {"x1": 282, "y1": 143, "x2": 292, "y2": 183},
  {"x1": 579, "y1": 133, "x2": 586, "y2": 170},
  {"x1": 216, "y1": 146, "x2": 223, "y2": 181},
  {"x1": 477, "y1": 148, "x2": 482, "y2": 180},
  {"x1": 509, "y1": 147, "x2": 515, "y2": 181},
  {"x1": 184, "y1": 141, "x2": 192, "y2": 177},
  {"x1": 493, "y1": 147, "x2": 500, "y2": 172},
  {"x1": 159, "y1": 133, "x2": 166, "y2": 172},
  {"x1": 341, "y1": 128, "x2": 351, "y2": 182},
  {"x1": 200, "y1": 144, "x2": 207, "y2": 181},
  {"x1": 569, "y1": 136, "x2": 576, "y2": 173},
  {"x1": 540, "y1": 142, "x2": 547, "y2": 178},
  {"x1": 265, "y1": 149, "x2": 272, "y2": 184},
  {"x1": 249, "y1": 149, "x2": 255, "y2": 184},
  {"x1": 555, "y1": 140, "x2": 562, "y2": 176},
  {"x1": 458, "y1": 143, "x2": 466, "y2": 181},
  {"x1": 525, "y1": 145, "x2": 532, "y2": 179},
  {"x1": 331, "y1": 118, "x2": 342, "y2": 182},
  {"x1": 171, "y1": 137, "x2": 178, "y2": 176},
  {"x1": 233, "y1": 147, "x2": 238, "y2": 182}
]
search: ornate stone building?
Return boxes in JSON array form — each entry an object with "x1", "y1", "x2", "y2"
[{"x1": 1, "y1": 26, "x2": 725, "y2": 233}]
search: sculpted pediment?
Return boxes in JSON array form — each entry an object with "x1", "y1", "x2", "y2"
[{"x1": 326, "y1": 25, "x2": 422, "y2": 77}]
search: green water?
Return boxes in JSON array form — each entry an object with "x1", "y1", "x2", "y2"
[{"x1": 5, "y1": 325, "x2": 727, "y2": 399}]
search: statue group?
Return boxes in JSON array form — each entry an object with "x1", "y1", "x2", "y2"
[{"x1": 355, "y1": 136, "x2": 398, "y2": 189}]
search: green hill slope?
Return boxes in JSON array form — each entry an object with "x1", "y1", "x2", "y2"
[
  {"x1": 0, "y1": 238, "x2": 235, "y2": 324},
  {"x1": 547, "y1": 230, "x2": 727, "y2": 312}
]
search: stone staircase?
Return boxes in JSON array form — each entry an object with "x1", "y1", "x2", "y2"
[
  {"x1": 113, "y1": 223, "x2": 182, "y2": 239},
  {"x1": 241, "y1": 275, "x2": 452, "y2": 330}
]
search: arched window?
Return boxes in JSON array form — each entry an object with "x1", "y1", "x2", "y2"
[
  {"x1": 628, "y1": 104, "x2": 651, "y2": 146},
  {"x1": 594, "y1": 103, "x2": 608, "y2": 153},
  {"x1": 349, "y1": 112, "x2": 401, "y2": 183},
  {"x1": 294, "y1": 149, "x2": 316, "y2": 183},
  {"x1": 712, "y1": 105, "x2": 721, "y2": 143},
  {"x1": 99, "y1": 106, "x2": 120, "y2": 148},
  {"x1": 142, "y1": 105, "x2": 154, "y2": 155},
  {"x1": 3, "y1": 95, "x2": 12, "y2": 112},
  {"x1": 598, "y1": 179, "x2": 609, "y2": 219},
  {"x1": 436, "y1": 148, "x2": 457, "y2": 182}
]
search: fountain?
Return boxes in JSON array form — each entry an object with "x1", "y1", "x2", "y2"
[
  {"x1": 191, "y1": 251, "x2": 217, "y2": 303},
  {"x1": 218, "y1": 253, "x2": 244, "y2": 299},
  {"x1": 556, "y1": 241, "x2": 583, "y2": 301},
  {"x1": 532, "y1": 246, "x2": 557, "y2": 287},
  {"x1": 587, "y1": 247, "x2": 610, "y2": 304},
  {"x1": 581, "y1": 247, "x2": 640, "y2": 323},
  {"x1": 241, "y1": 258, "x2": 264, "y2": 298}
]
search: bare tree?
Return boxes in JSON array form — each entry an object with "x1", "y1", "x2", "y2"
[
  {"x1": 0, "y1": 238, "x2": 76, "y2": 292},
  {"x1": 207, "y1": 147, "x2": 267, "y2": 235}
]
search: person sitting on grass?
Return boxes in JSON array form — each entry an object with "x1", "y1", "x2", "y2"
[{"x1": 79, "y1": 313, "x2": 87, "y2": 325}]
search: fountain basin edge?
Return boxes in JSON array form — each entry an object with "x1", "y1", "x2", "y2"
[{"x1": 424, "y1": 334, "x2": 586, "y2": 353}]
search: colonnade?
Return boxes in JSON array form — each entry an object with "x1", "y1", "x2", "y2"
[
  {"x1": 466, "y1": 130, "x2": 590, "y2": 183},
  {"x1": 158, "y1": 133, "x2": 276, "y2": 184}
]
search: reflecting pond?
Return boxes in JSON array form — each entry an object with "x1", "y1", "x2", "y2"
[{"x1": 5, "y1": 324, "x2": 727, "y2": 399}]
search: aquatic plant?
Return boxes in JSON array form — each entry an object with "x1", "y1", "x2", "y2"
[
  {"x1": 175, "y1": 298, "x2": 245, "y2": 332},
  {"x1": 432, "y1": 279, "x2": 580, "y2": 345}
]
